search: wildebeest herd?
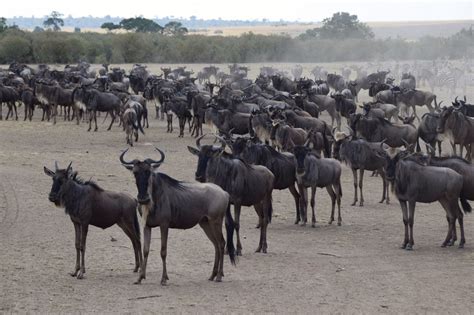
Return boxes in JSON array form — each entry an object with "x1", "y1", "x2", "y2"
[{"x1": 1, "y1": 59, "x2": 473, "y2": 285}]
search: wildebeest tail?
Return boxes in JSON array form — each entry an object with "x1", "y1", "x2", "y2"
[
  {"x1": 339, "y1": 179, "x2": 343, "y2": 197},
  {"x1": 137, "y1": 118, "x2": 145, "y2": 135},
  {"x1": 225, "y1": 202, "x2": 237, "y2": 266},
  {"x1": 460, "y1": 195, "x2": 472, "y2": 213}
]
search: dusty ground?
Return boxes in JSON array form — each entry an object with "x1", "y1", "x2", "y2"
[{"x1": 1, "y1": 72, "x2": 474, "y2": 313}]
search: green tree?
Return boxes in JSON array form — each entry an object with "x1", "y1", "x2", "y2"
[
  {"x1": 119, "y1": 17, "x2": 163, "y2": 33},
  {"x1": 163, "y1": 21, "x2": 188, "y2": 36},
  {"x1": 101, "y1": 22, "x2": 121, "y2": 31},
  {"x1": 300, "y1": 12, "x2": 374, "y2": 40},
  {"x1": 0, "y1": 17, "x2": 8, "y2": 33},
  {"x1": 43, "y1": 11, "x2": 64, "y2": 31}
]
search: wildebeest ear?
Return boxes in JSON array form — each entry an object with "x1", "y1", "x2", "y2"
[
  {"x1": 44, "y1": 166, "x2": 55, "y2": 177},
  {"x1": 187, "y1": 146, "x2": 200, "y2": 156}
]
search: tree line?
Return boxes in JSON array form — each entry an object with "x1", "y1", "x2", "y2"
[{"x1": 0, "y1": 12, "x2": 471, "y2": 64}]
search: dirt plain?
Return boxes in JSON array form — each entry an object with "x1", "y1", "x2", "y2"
[{"x1": 1, "y1": 63, "x2": 473, "y2": 314}]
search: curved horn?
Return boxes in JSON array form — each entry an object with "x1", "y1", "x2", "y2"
[
  {"x1": 196, "y1": 134, "x2": 206, "y2": 150},
  {"x1": 145, "y1": 148, "x2": 165, "y2": 165},
  {"x1": 66, "y1": 161, "x2": 72, "y2": 173},
  {"x1": 455, "y1": 96, "x2": 458, "y2": 103},
  {"x1": 214, "y1": 135, "x2": 227, "y2": 151},
  {"x1": 119, "y1": 149, "x2": 134, "y2": 165},
  {"x1": 55, "y1": 161, "x2": 59, "y2": 171}
]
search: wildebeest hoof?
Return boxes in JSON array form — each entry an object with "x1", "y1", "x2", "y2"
[
  {"x1": 337, "y1": 222, "x2": 342, "y2": 226},
  {"x1": 359, "y1": 202, "x2": 364, "y2": 206},
  {"x1": 76, "y1": 271, "x2": 85, "y2": 279},
  {"x1": 401, "y1": 243, "x2": 407, "y2": 249},
  {"x1": 405, "y1": 244, "x2": 413, "y2": 250},
  {"x1": 351, "y1": 202, "x2": 357, "y2": 206},
  {"x1": 311, "y1": 223, "x2": 316, "y2": 228},
  {"x1": 215, "y1": 276, "x2": 222, "y2": 282},
  {"x1": 294, "y1": 219, "x2": 299, "y2": 224},
  {"x1": 69, "y1": 270, "x2": 78, "y2": 277},
  {"x1": 236, "y1": 249, "x2": 242, "y2": 256},
  {"x1": 441, "y1": 242, "x2": 447, "y2": 248},
  {"x1": 458, "y1": 243, "x2": 464, "y2": 249}
]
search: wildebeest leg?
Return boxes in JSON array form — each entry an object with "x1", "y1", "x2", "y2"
[
  {"x1": 70, "y1": 222, "x2": 81, "y2": 277},
  {"x1": 199, "y1": 220, "x2": 219, "y2": 281},
  {"x1": 351, "y1": 168, "x2": 358, "y2": 206},
  {"x1": 406, "y1": 200, "x2": 416, "y2": 250},
  {"x1": 13, "y1": 103, "x2": 18, "y2": 120},
  {"x1": 88, "y1": 110, "x2": 93, "y2": 131},
  {"x1": 256, "y1": 196, "x2": 270, "y2": 253},
  {"x1": 76, "y1": 224, "x2": 89, "y2": 279},
  {"x1": 399, "y1": 200, "x2": 409, "y2": 249},
  {"x1": 179, "y1": 117, "x2": 185, "y2": 137},
  {"x1": 135, "y1": 225, "x2": 151, "y2": 284},
  {"x1": 457, "y1": 210, "x2": 465, "y2": 248},
  {"x1": 336, "y1": 181, "x2": 342, "y2": 225},
  {"x1": 52, "y1": 104, "x2": 57, "y2": 125},
  {"x1": 159, "y1": 225, "x2": 169, "y2": 285},
  {"x1": 379, "y1": 169, "x2": 389, "y2": 204},
  {"x1": 107, "y1": 111, "x2": 115, "y2": 130},
  {"x1": 0, "y1": 103, "x2": 2, "y2": 120},
  {"x1": 298, "y1": 185, "x2": 308, "y2": 225},
  {"x1": 310, "y1": 186, "x2": 317, "y2": 227},
  {"x1": 234, "y1": 204, "x2": 243, "y2": 256},
  {"x1": 326, "y1": 186, "x2": 336, "y2": 225},
  {"x1": 289, "y1": 184, "x2": 301, "y2": 224},
  {"x1": 211, "y1": 220, "x2": 226, "y2": 281},
  {"x1": 94, "y1": 111, "x2": 99, "y2": 132},
  {"x1": 359, "y1": 169, "x2": 365, "y2": 206},
  {"x1": 118, "y1": 221, "x2": 142, "y2": 272},
  {"x1": 412, "y1": 106, "x2": 420, "y2": 122},
  {"x1": 437, "y1": 141, "x2": 442, "y2": 157},
  {"x1": 24, "y1": 104, "x2": 28, "y2": 121}
]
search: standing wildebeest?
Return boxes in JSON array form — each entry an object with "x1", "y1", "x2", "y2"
[
  {"x1": 120, "y1": 148, "x2": 236, "y2": 284},
  {"x1": 384, "y1": 149, "x2": 470, "y2": 249},
  {"x1": 437, "y1": 106, "x2": 474, "y2": 160},
  {"x1": 363, "y1": 101, "x2": 399, "y2": 122},
  {"x1": 230, "y1": 137, "x2": 302, "y2": 224},
  {"x1": 397, "y1": 89, "x2": 437, "y2": 121},
  {"x1": 44, "y1": 162, "x2": 142, "y2": 279},
  {"x1": 270, "y1": 119, "x2": 308, "y2": 152},
  {"x1": 21, "y1": 87, "x2": 41, "y2": 121},
  {"x1": 82, "y1": 88, "x2": 122, "y2": 132},
  {"x1": 331, "y1": 93, "x2": 356, "y2": 121},
  {"x1": 350, "y1": 114, "x2": 418, "y2": 149},
  {"x1": 0, "y1": 84, "x2": 20, "y2": 120},
  {"x1": 122, "y1": 108, "x2": 142, "y2": 146},
  {"x1": 418, "y1": 111, "x2": 443, "y2": 156},
  {"x1": 293, "y1": 142, "x2": 343, "y2": 227},
  {"x1": 188, "y1": 135, "x2": 274, "y2": 255},
  {"x1": 333, "y1": 132, "x2": 389, "y2": 206}
]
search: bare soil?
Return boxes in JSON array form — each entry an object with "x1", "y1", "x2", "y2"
[{"x1": 0, "y1": 70, "x2": 473, "y2": 313}]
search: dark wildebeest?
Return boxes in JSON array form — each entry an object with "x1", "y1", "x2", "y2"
[
  {"x1": 350, "y1": 114, "x2": 418, "y2": 149},
  {"x1": 452, "y1": 97, "x2": 474, "y2": 117},
  {"x1": 230, "y1": 137, "x2": 302, "y2": 224},
  {"x1": 437, "y1": 106, "x2": 474, "y2": 160},
  {"x1": 362, "y1": 101, "x2": 399, "y2": 122},
  {"x1": 120, "y1": 148, "x2": 236, "y2": 284},
  {"x1": 397, "y1": 89, "x2": 438, "y2": 121},
  {"x1": 122, "y1": 108, "x2": 142, "y2": 146},
  {"x1": 0, "y1": 84, "x2": 20, "y2": 120},
  {"x1": 20, "y1": 87, "x2": 41, "y2": 121},
  {"x1": 249, "y1": 110, "x2": 273, "y2": 144},
  {"x1": 293, "y1": 142, "x2": 343, "y2": 227},
  {"x1": 74, "y1": 87, "x2": 121, "y2": 131},
  {"x1": 44, "y1": 162, "x2": 142, "y2": 279},
  {"x1": 384, "y1": 148, "x2": 470, "y2": 249},
  {"x1": 333, "y1": 131, "x2": 389, "y2": 206},
  {"x1": 331, "y1": 93, "x2": 356, "y2": 121},
  {"x1": 271, "y1": 75, "x2": 297, "y2": 93},
  {"x1": 418, "y1": 111, "x2": 443, "y2": 156},
  {"x1": 188, "y1": 135, "x2": 274, "y2": 255}
]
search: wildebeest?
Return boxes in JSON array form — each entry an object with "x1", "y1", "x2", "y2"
[
  {"x1": 293, "y1": 142, "x2": 343, "y2": 227},
  {"x1": 350, "y1": 114, "x2": 418, "y2": 149},
  {"x1": 331, "y1": 93, "x2": 356, "y2": 121},
  {"x1": 397, "y1": 89, "x2": 437, "y2": 121},
  {"x1": 0, "y1": 84, "x2": 20, "y2": 120},
  {"x1": 122, "y1": 108, "x2": 142, "y2": 146},
  {"x1": 362, "y1": 101, "x2": 399, "y2": 122},
  {"x1": 44, "y1": 162, "x2": 142, "y2": 279},
  {"x1": 384, "y1": 148, "x2": 471, "y2": 249},
  {"x1": 230, "y1": 137, "x2": 302, "y2": 224},
  {"x1": 270, "y1": 119, "x2": 307, "y2": 152},
  {"x1": 120, "y1": 148, "x2": 236, "y2": 284},
  {"x1": 188, "y1": 135, "x2": 274, "y2": 255},
  {"x1": 333, "y1": 132, "x2": 389, "y2": 206},
  {"x1": 437, "y1": 106, "x2": 474, "y2": 160},
  {"x1": 418, "y1": 112, "x2": 443, "y2": 156}
]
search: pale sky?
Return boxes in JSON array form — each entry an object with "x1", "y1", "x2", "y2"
[{"x1": 3, "y1": 0, "x2": 473, "y2": 21}]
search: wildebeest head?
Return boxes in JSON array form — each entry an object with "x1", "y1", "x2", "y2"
[
  {"x1": 332, "y1": 131, "x2": 351, "y2": 161},
  {"x1": 436, "y1": 106, "x2": 454, "y2": 133},
  {"x1": 188, "y1": 135, "x2": 226, "y2": 183},
  {"x1": 293, "y1": 139, "x2": 312, "y2": 175},
  {"x1": 120, "y1": 148, "x2": 165, "y2": 204},
  {"x1": 44, "y1": 161, "x2": 75, "y2": 206},
  {"x1": 383, "y1": 147, "x2": 411, "y2": 182}
]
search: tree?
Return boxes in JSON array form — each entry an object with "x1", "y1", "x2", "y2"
[
  {"x1": 43, "y1": 11, "x2": 64, "y2": 31},
  {"x1": 164, "y1": 21, "x2": 188, "y2": 36},
  {"x1": 299, "y1": 12, "x2": 374, "y2": 40},
  {"x1": 119, "y1": 17, "x2": 163, "y2": 33},
  {"x1": 0, "y1": 17, "x2": 8, "y2": 33},
  {"x1": 101, "y1": 22, "x2": 121, "y2": 32}
]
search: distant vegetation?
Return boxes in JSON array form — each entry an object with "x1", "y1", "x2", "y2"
[{"x1": 0, "y1": 12, "x2": 472, "y2": 64}]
